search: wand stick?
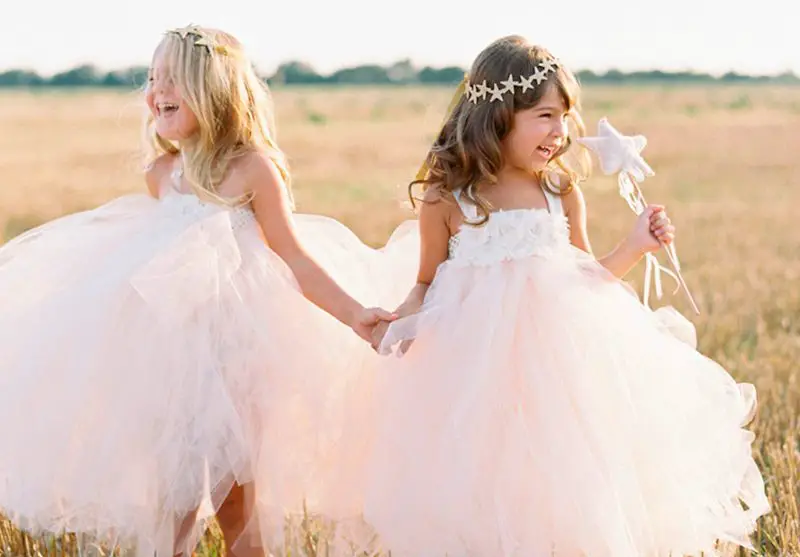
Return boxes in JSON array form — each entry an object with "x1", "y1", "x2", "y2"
[
  {"x1": 578, "y1": 118, "x2": 700, "y2": 315},
  {"x1": 624, "y1": 170, "x2": 700, "y2": 315}
]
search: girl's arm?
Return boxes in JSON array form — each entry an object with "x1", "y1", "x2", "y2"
[
  {"x1": 400, "y1": 191, "x2": 453, "y2": 308},
  {"x1": 370, "y1": 189, "x2": 454, "y2": 348},
  {"x1": 564, "y1": 184, "x2": 674, "y2": 279},
  {"x1": 243, "y1": 152, "x2": 395, "y2": 343}
]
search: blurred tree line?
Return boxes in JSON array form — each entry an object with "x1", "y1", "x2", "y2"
[{"x1": 0, "y1": 59, "x2": 797, "y2": 88}]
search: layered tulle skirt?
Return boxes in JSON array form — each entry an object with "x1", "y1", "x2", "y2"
[
  {"x1": 364, "y1": 244, "x2": 770, "y2": 557},
  {"x1": 0, "y1": 191, "x2": 768, "y2": 556},
  {"x1": 0, "y1": 192, "x2": 415, "y2": 556}
]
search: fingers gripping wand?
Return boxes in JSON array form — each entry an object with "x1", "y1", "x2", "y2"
[{"x1": 578, "y1": 118, "x2": 700, "y2": 315}]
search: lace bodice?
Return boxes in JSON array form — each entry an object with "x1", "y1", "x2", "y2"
[
  {"x1": 447, "y1": 186, "x2": 572, "y2": 267},
  {"x1": 163, "y1": 165, "x2": 258, "y2": 232}
]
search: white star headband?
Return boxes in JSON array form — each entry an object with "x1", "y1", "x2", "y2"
[
  {"x1": 166, "y1": 25, "x2": 232, "y2": 56},
  {"x1": 578, "y1": 118, "x2": 700, "y2": 315},
  {"x1": 465, "y1": 58, "x2": 559, "y2": 104}
]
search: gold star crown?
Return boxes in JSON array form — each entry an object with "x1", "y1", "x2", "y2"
[
  {"x1": 465, "y1": 57, "x2": 560, "y2": 104},
  {"x1": 166, "y1": 25, "x2": 232, "y2": 56}
]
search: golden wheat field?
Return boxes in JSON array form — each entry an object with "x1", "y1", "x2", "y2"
[{"x1": 0, "y1": 84, "x2": 799, "y2": 556}]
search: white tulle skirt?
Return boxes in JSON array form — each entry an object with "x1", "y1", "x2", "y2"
[
  {"x1": 360, "y1": 241, "x2": 770, "y2": 557},
  {"x1": 0, "y1": 191, "x2": 768, "y2": 557},
  {"x1": 0, "y1": 193, "x2": 416, "y2": 556}
]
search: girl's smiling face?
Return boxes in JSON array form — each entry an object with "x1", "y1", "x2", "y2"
[
  {"x1": 145, "y1": 45, "x2": 200, "y2": 141},
  {"x1": 501, "y1": 84, "x2": 569, "y2": 174}
]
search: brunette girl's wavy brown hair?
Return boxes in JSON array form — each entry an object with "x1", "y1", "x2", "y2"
[{"x1": 410, "y1": 35, "x2": 591, "y2": 224}]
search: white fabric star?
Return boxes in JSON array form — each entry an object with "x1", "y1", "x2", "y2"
[
  {"x1": 467, "y1": 85, "x2": 479, "y2": 104},
  {"x1": 539, "y1": 58, "x2": 558, "y2": 73},
  {"x1": 500, "y1": 74, "x2": 518, "y2": 94},
  {"x1": 531, "y1": 68, "x2": 548, "y2": 85},
  {"x1": 488, "y1": 84, "x2": 505, "y2": 102},
  {"x1": 577, "y1": 118, "x2": 654, "y2": 182},
  {"x1": 193, "y1": 36, "x2": 215, "y2": 53},
  {"x1": 518, "y1": 75, "x2": 535, "y2": 93},
  {"x1": 169, "y1": 25, "x2": 200, "y2": 40},
  {"x1": 475, "y1": 80, "x2": 488, "y2": 101}
]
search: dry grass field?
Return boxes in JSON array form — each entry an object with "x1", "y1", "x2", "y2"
[{"x1": 0, "y1": 84, "x2": 798, "y2": 556}]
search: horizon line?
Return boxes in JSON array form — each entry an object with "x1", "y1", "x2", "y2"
[{"x1": 2, "y1": 59, "x2": 798, "y2": 80}]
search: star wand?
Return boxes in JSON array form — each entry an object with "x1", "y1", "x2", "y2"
[{"x1": 578, "y1": 118, "x2": 700, "y2": 315}]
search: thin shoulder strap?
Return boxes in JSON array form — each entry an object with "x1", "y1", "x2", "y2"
[
  {"x1": 542, "y1": 187, "x2": 563, "y2": 217},
  {"x1": 542, "y1": 173, "x2": 564, "y2": 217},
  {"x1": 453, "y1": 187, "x2": 479, "y2": 221},
  {"x1": 161, "y1": 158, "x2": 188, "y2": 196}
]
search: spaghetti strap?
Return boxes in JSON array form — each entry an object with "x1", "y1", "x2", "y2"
[
  {"x1": 541, "y1": 173, "x2": 564, "y2": 218},
  {"x1": 542, "y1": 188, "x2": 563, "y2": 217},
  {"x1": 453, "y1": 187, "x2": 479, "y2": 221}
]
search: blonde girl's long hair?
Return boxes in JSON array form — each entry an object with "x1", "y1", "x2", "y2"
[{"x1": 144, "y1": 26, "x2": 292, "y2": 207}]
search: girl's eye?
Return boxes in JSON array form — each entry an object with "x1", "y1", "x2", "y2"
[{"x1": 539, "y1": 112, "x2": 568, "y2": 121}]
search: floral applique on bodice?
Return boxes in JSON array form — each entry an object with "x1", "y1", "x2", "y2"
[{"x1": 446, "y1": 185, "x2": 572, "y2": 267}]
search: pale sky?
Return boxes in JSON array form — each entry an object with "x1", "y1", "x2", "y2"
[{"x1": 5, "y1": 0, "x2": 799, "y2": 77}]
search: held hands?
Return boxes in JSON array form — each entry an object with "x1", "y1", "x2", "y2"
[
  {"x1": 359, "y1": 285, "x2": 427, "y2": 355},
  {"x1": 369, "y1": 297, "x2": 424, "y2": 355},
  {"x1": 350, "y1": 306, "x2": 397, "y2": 348},
  {"x1": 627, "y1": 204, "x2": 675, "y2": 256},
  {"x1": 371, "y1": 320, "x2": 391, "y2": 353},
  {"x1": 370, "y1": 318, "x2": 416, "y2": 356}
]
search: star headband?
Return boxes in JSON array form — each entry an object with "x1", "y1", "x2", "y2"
[
  {"x1": 166, "y1": 25, "x2": 232, "y2": 56},
  {"x1": 465, "y1": 57, "x2": 559, "y2": 104}
]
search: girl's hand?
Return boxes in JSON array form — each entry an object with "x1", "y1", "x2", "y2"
[
  {"x1": 351, "y1": 307, "x2": 397, "y2": 346},
  {"x1": 627, "y1": 204, "x2": 675, "y2": 255},
  {"x1": 369, "y1": 284, "x2": 428, "y2": 355},
  {"x1": 370, "y1": 320, "x2": 391, "y2": 353},
  {"x1": 371, "y1": 322, "x2": 415, "y2": 356}
]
